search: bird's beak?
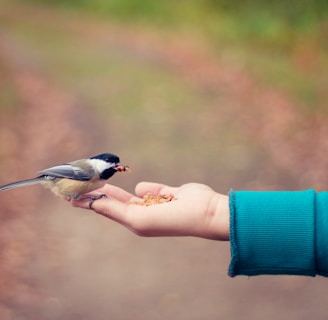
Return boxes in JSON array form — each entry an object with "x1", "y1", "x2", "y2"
[{"x1": 114, "y1": 164, "x2": 131, "y2": 173}]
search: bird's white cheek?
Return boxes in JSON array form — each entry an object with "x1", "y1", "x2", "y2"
[{"x1": 87, "y1": 159, "x2": 112, "y2": 173}]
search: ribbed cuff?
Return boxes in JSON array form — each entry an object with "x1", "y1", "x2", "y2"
[
  {"x1": 315, "y1": 192, "x2": 328, "y2": 276},
  {"x1": 229, "y1": 190, "x2": 316, "y2": 277}
]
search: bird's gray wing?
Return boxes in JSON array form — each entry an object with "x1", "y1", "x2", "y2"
[{"x1": 37, "y1": 164, "x2": 92, "y2": 181}]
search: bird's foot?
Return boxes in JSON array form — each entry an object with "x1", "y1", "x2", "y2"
[
  {"x1": 74, "y1": 193, "x2": 108, "y2": 209},
  {"x1": 87, "y1": 194, "x2": 108, "y2": 209}
]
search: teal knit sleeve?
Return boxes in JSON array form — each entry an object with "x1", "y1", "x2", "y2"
[{"x1": 229, "y1": 190, "x2": 318, "y2": 277}]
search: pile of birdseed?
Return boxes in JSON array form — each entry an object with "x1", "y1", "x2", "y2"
[{"x1": 129, "y1": 192, "x2": 176, "y2": 206}]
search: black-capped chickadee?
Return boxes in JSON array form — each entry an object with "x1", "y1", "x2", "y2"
[{"x1": 0, "y1": 153, "x2": 130, "y2": 206}]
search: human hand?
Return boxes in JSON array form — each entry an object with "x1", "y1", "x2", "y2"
[{"x1": 71, "y1": 182, "x2": 230, "y2": 240}]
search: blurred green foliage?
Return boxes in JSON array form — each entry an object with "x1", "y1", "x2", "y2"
[
  {"x1": 13, "y1": 0, "x2": 328, "y2": 60},
  {"x1": 22, "y1": 0, "x2": 328, "y2": 39},
  {"x1": 18, "y1": 0, "x2": 327, "y2": 112}
]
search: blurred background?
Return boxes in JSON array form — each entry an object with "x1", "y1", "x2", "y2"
[{"x1": 0, "y1": 0, "x2": 328, "y2": 319}]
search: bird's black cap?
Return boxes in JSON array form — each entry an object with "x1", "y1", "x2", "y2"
[{"x1": 91, "y1": 153, "x2": 120, "y2": 164}]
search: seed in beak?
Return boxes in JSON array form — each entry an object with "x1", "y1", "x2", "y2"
[{"x1": 115, "y1": 165, "x2": 131, "y2": 173}]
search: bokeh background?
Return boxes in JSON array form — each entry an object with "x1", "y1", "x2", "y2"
[{"x1": 0, "y1": 0, "x2": 328, "y2": 319}]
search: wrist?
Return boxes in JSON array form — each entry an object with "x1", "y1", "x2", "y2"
[{"x1": 206, "y1": 193, "x2": 230, "y2": 241}]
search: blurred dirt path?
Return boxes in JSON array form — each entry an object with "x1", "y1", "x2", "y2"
[
  {"x1": 59, "y1": 14, "x2": 328, "y2": 189},
  {"x1": 86, "y1": 24, "x2": 328, "y2": 189}
]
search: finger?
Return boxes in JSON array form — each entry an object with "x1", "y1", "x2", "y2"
[
  {"x1": 94, "y1": 184, "x2": 135, "y2": 202},
  {"x1": 135, "y1": 182, "x2": 177, "y2": 197},
  {"x1": 91, "y1": 197, "x2": 186, "y2": 237},
  {"x1": 71, "y1": 190, "x2": 182, "y2": 236},
  {"x1": 72, "y1": 194, "x2": 163, "y2": 235},
  {"x1": 71, "y1": 195, "x2": 129, "y2": 223},
  {"x1": 89, "y1": 197, "x2": 128, "y2": 222}
]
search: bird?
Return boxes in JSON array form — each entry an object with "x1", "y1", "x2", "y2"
[{"x1": 0, "y1": 153, "x2": 130, "y2": 207}]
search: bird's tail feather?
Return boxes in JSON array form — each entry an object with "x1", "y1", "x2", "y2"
[{"x1": 0, "y1": 177, "x2": 45, "y2": 191}]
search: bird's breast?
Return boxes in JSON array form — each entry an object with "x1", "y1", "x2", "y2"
[{"x1": 43, "y1": 178, "x2": 106, "y2": 199}]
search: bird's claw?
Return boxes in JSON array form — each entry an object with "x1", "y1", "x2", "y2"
[{"x1": 88, "y1": 193, "x2": 107, "y2": 209}]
